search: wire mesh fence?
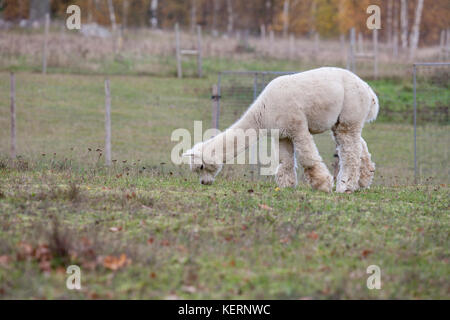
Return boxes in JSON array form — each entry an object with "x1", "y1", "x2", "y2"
[{"x1": 413, "y1": 63, "x2": 450, "y2": 184}]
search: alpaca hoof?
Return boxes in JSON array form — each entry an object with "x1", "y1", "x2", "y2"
[
  {"x1": 336, "y1": 180, "x2": 358, "y2": 193},
  {"x1": 359, "y1": 164, "x2": 375, "y2": 189},
  {"x1": 304, "y1": 164, "x2": 333, "y2": 193},
  {"x1": 276, "y1": 173, "x2": 298, "y2": 188},
  {"x1": 313, "y1": 174, "x2": 333, "y2": 193},
  {"x1": 275, "y1": 165, "x2": 298, "y2": 188}
]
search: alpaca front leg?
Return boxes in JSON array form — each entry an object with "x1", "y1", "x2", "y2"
[
  {"x1": 359, "y1": 137, "x2": 375, "y2": 189},
  {"x1": 293, "y1": 130, "x2": 333, "y2": 193},
  {"x1": 333, "y1": 125, "x2": 363, "y2": 193},
  {"x1": 275, "y1": 138, "x2": 297, "y2": 188}
]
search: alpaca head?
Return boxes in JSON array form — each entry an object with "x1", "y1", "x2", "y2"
[{"x1": 183, "y1": 143, "x2": 223, "y2": 185}]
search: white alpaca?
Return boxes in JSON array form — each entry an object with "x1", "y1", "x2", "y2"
[{"x1": 184, "y1": 67, "x2": 379, "y2": 193}]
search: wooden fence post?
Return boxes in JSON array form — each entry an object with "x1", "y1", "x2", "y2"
[
  {"x1": 175, "y1": 23, "x2": 182, "y2": 78},
  {"x1": 440, "y1": 30, "x2": 446, "y2": 61},
  {"x1": 314, "y1": 32, "x2": 319, "y2": 56},
  {"x1": 10, "y1": 72, "x2": 16, "y2": 159},
  {"x1": 358, "y1": 32, "x2": 364, "y2": 53},
  {"x1": 289, "y1": 34, "x2": 294, "y2": 60},
  {"x1": 211, "y1": 84, "x2": 219, "y2": 129},
  {"x1": 340, "y1": 33, "x2": 346, "y2": 63},
  {"x1": 269, "y1": 30, "x2": 275, "y2": 56},
  {"x1": 260, "y1": 24, "x2": 266, "y2": 41},
  {"x1": 104, "y1": 79, "x2": 112, "y2": 166},
  {"x1": 348, "y1": 28, "x2": 356, "y2": 72},
  {"x1": 42, "y1": 13, "x2": 50, "y2": 74},
  {"x1": 197, "y1": 25, "x2": 203, "y2": 78}
]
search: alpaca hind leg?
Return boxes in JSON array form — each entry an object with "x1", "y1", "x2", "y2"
[
  {"x1": 333, "y1": 123, "x2": 363, "y2": 193},
  {"x1": 275, "y1": 138, "x2": 297, "y2": 188},
  {"x1": 293, "y1": 128, "x2": 333, "y2": 193},
  {"x1": 359, "y1": 137, "x2": 375, "y2": 189}
]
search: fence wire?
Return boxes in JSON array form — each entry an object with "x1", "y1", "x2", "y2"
[{"x1": 413, "y1": 63, "x2": 450, "y2": 184}]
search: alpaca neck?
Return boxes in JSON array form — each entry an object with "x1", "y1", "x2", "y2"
[{"x1": 203, "y1": 100, "x2": 262, "y2": 163}]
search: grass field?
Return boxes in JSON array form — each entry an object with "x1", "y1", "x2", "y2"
[
  {"x1": 0, "y1": 165, "x2": 448, "y2": 299},
  {"x1": 0, "y1": 70, "x2": 449, "y2": 299}
]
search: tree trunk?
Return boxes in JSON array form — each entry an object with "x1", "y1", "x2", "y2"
[
  {"x1": 400, "y1": 0, "x2": 408, "y2": 49},
  {"x1": 29, "y1": 0, "x2": 50, "y2": 25},
  {"x1": 409, "y1": 0, "x2": 425, "y2": 60},
  {"x1": 191, "y1": 0, "x2": 197, "y2": 34},
  {"x1": 122, "y1": 0, "x2": 128, "y2": 30},
  {"x1": 387, "y1": 0, "x2": 393, "y2": 45},
  {"x1": 107, "y1": 0, "x2": 117, "y2": 33},
  {"x1": 227, "y1": 0, "x2": 234, "y2": 36},
  {"x1": 212, "y1": 0, "x2": 219, "y2": 36},
  {"x1": 393, "y1": 0, "x2": 399, "y2": 56},
  {"x1": 150, "y1": 0, "x2": 158, "y2": 28},
  {"x1": 282, "y1": 0, "x2": 289, "y2": 38}
]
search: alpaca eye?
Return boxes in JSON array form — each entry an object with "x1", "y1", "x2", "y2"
[{"x1": 200, "y1": 165, "x2": 204, "y2": 170}]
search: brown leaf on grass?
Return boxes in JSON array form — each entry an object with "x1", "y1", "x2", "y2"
[
  {"x1": 361, "y1": 249, "x2": 373, "y2": 258},
  {"x1": 34, "y1": 244, "x2": 52, "y2": 261},
  {"x1": 147, "y1": 237, "x2": 154, "y2": 244},
  {"x1": 0, "y1": 255, "x2": 11, "y2": 267},
  {"x1": 258, "y1": 204, "x2": 273, "y2": 211},
  {"x1": 229, "y1": 260, "x2": 236, "y2": 267},
  {"x1": 103, "y1": 254, "x2": 131, "y2": 271},
  {"x1": 150, "y1": 272, "x2": 156, "y2": 279},
  {"x1": 17, "y1": 242, "x2": 33, "y2": 260},
  {"x1": 39, "y1": 260, "x2": 52, "y2": 273},
  {"x1": 279, "y1": 237, "x2": 290, "y2": 244},
  {"x1": 307, "y1": 231, "x2": 319, "y2": 240}
]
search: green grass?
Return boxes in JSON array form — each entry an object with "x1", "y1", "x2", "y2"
[
  {"x1": 0, "y1": 164, "x2": 448, "y2": 299},
  {"x1": 0, "y1": 71, "x2": 448, "y2": 299}
]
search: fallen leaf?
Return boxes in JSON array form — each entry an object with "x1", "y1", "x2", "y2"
[
  {"x1": 259, "y1": 204, "x2": 273, "y2": 211},
  {"x1": 0, "y1": 255, "x2": 11, "y2": 267},
  {"x1": 307, "y1": 231, "x2": 319, "y2": 240},
  {"x1": 361, "y1": 249, "x2": 373, "y2": 258},
  {"x1": 103, "y1": 254, "x2": 131, "y2": 271}
]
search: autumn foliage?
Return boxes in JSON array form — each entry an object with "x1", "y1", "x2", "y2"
[{"x1": 1, "y1": 0, "x2": 448, "y2": 44}]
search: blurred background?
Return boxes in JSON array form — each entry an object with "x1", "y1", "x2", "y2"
[{"x1": 0, "y1": 0, "x2": 448, "y2": 185}]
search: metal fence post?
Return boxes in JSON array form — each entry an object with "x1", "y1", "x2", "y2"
[
  {"x1": 175, "y1": 23, "x2": 182, "y2": 79},
  {"x1": 413, "y1": 64, "x2": 418, "y2": 184},
  {"x1": 10, "y1": 72, "x2": 16, "y2": 159},
  {"x1": 216, "y1": 73, "x2": 221, "y2": 129}
]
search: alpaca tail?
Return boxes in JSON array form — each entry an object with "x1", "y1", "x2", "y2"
[{"x1": 366, "y1": 86, "x2": 379, "y2": 123}]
